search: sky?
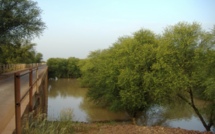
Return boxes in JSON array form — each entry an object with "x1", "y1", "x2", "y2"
[{"x1": 33, "y1": 0, "x2": 215, "y2": 61}]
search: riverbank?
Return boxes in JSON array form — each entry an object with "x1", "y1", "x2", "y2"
[
  {"x1": 73, "y1": 123, "x2": 213, "y2": 134},
  {"x1": 22, "y1": 118, "x2": 214, "y2": 134}
]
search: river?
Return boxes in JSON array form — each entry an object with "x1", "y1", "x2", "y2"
[{"x1": 47, "y1": 79, "x2": 214, "y2": 132}]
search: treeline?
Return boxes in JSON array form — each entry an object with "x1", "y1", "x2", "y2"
[
  {"x1": 78, "y1": 22, "x2": 215, "y2": 131},
  {"x1": 47, "y1": 57, "x2": 81, "y2": 78}
]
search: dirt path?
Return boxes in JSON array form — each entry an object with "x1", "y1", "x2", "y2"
[{"x1": 73, "y1": 123, "x2": 213, "y2": 134}]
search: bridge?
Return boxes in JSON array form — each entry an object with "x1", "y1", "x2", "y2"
[{"x1": 0, "y1": 64, "x2": 48, "y2": 134}]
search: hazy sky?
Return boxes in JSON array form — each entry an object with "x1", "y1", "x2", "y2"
[{"x1": 33, "y1": 0, "x2": 215, "y2": 61}]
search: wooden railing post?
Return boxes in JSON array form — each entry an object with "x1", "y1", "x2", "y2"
[
  {"x1": 45, "y1": 68, "x2": 48, "y2": 113},
  {"x1": 36, "y1": 66, "x2": 38, "y2": 93},
  {"x1": 42, "y1": 68, "x2": 48, "y2": 114},
  {"x1": 29, "y1": 69, "x2": 33, "y2": 111},
  {"x1": 14, "y1": 73, "x2": 21, "y2": 134}
]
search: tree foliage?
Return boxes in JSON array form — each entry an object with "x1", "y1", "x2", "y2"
[
  {"x1": 47, "y1": 57, "x2": 81, "y2": 78},
  {"x1": 80, "y1": 29, "x2": 160, "y2": 118},
  {"x1": 79, "y1": 22, "x2": 215, "y2": 131},
  {"x1": 153, "y1": 22, "x2": 215, "y2": 131},
  {"x1": 0, "y1": 0, "x2": 46, "y2": 64},
  {"x1": 0, "y1": 0, "x2": 46, "y2": 44},
  {"x1": 66, "y1": 57, "x2": 81, "y2": 78},
  {"x1": 34, "y1": 52, "x2": 43, "y2": 63},
  {"x1": 0, "y1": 40, "x2": 43, "y2": 63}
]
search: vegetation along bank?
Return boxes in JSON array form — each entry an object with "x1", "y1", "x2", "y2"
[{"x1": 47, "y1": 22, "x2": 215, "y2": 132}]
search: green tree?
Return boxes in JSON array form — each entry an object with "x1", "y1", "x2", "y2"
[
  {"x1": 47, "y1": 57, "x2": 81, "y2": 78},
  {"x1": 47, "y1": 58, "x2": 58, "y2": 78},
  {"x1": 78, "y1": 50, "x2": 105, "y2": 87},
  {"x1": 0, "y1": 0, "x2": 45, "y2": 64},
  {"x1": 153, "y1": 22, "x2": 215, "y2": 131},
  {"x1": 67, "y1": 57, "x2": 81, "y2": 78},
  {"x1": 47, "y1": 58, "x2": 68, "y2": 78},
  {"x1": 0, "y1": 40, "x2": 37, "y2": 63},
  {"x1": 34, "y1": 52, "x2": 43, "y2": 63},
  {"x1": 80, "y1": 23, "x2": 215, "y2": 131},
  {"x1": 0, "y1": 0, "x2": 46, "y2": 44},
  {"x1": 80, "y1": 30, "x2": 160, "y2": 121}
]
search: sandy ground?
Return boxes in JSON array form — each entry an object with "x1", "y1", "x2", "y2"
[{"x1": 73, "y1": 123, "x2": 213, "y2": 134}]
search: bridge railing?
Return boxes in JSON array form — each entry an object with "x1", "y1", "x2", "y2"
[
  {"x1": 14, "y1": 65, "x2": 48, "y2": 134},
  {"x1": 0, "y1": 63, "x2": 46, "y2": 74}
]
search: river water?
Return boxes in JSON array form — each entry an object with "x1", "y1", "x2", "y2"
[{"x1": 47, "y1": 79, "x2": 214, "y2": 132}]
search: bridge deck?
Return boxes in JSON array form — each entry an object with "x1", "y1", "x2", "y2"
[{"x1": 0, "y1": 66, "x2": 47, "y2": 133}]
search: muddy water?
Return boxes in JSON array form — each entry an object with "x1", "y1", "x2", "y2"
[
  {"x1": 48, "y1": 79, "x2": 130, "y2": 122},
  {"x1": 48, "y1": 79, "x2": 214, "y2": 132}
]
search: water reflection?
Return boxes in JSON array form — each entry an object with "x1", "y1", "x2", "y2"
[
  {"x1": 48, "y1": 79, "x2": 129, "y2": 122},
  {"x1": 136, "y1": 104, "x2": 206, "y2": 131},
  {"x1": 48, "y1": 79, "x2": 214, "y2": 132},
  {"x1": 48, "y1": 79, "x2": 86, "y2": 98},
  {"x1": 80, "y1": 93, "x2": 130, "y2": 122}
]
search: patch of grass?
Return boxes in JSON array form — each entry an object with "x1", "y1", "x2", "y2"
[
  {"x1": 22, "y1": 109, "x2": 74, "y2": 134},
  {"x1": 22, "y1": 108, "x2": 124, "y2": 134}
]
